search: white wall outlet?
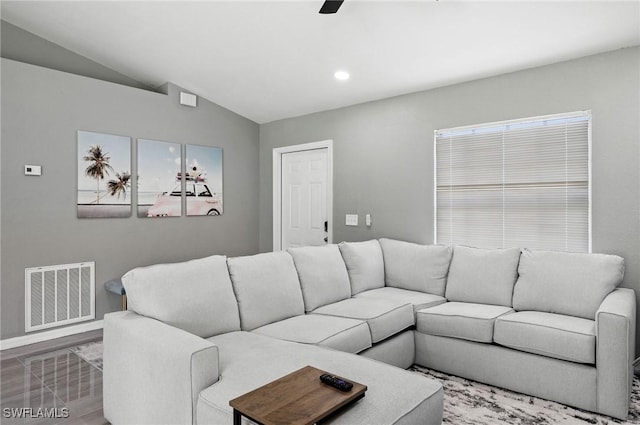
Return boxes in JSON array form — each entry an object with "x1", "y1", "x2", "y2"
[
  {"x1": 345, "y1": 214, "x2": 358, "y2": 226},
  {"x1": 25, "y1": 165, "x2": 42, "y2": 176},
  {"x1": 365, "y1": 214, "x2": 371, "y2": 227}
]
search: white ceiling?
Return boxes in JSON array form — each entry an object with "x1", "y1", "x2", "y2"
[{"x1": 2, "y1": 1, "x2": 639, "y2": 124}]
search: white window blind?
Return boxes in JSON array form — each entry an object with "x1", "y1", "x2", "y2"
[{"x1": 435, "y1": 111, "x2": 591, "y2": 252}]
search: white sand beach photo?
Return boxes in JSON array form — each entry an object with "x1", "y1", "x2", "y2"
[
  {"x1": 77, "y1": 131, "x2": 132, "y2": 218},
  {"x1": 137, "y1": 138, "x2": 182, "y2": 218}
]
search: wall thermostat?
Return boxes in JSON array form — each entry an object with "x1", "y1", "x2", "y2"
[{"x1": 25, "y1": 165, "x2": 42, "y2": 176}]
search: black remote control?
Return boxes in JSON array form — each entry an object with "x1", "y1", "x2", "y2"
[{"x1": 320, "y1": 373, "x2": 353, "y2": 392}]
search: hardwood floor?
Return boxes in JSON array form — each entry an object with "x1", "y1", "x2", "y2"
[{"x1": 1, "y1": 331, "x2": 107, "y2": 425}]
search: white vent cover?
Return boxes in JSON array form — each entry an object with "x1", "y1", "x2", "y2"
[
  {"x1": 180, "y1": 92, "x2": 197, "y2": 107},
  {"x1": 25, "y1": 262, "x2": 95, "y2": 332}
]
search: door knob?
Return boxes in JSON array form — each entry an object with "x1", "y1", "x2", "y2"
[{"x1": 324, "y1": 221, "x2": 328, "y2": 232}]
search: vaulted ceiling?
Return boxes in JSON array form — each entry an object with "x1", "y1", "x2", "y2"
[{"x1": 2, "y1": 1, "x2": 639, "y2": 123}]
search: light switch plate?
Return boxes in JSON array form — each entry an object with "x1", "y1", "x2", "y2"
[
  {"x1": 365, "y1": 214, "x2": 371, "y2": 227},
  {"x1": 345, "y1": 214, "x2": 358, "y2": 226}
]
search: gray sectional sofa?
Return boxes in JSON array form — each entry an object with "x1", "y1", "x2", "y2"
[{"x1": 103, "y1": 239, "x2": 635, "y2": 424}]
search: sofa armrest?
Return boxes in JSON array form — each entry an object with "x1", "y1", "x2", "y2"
[
  {"x1": 103, "y1": 311, "x2": 219, "y2": 425},
  {"x1": 596, "y1": 287, "x2": 636, "y2": 419}
]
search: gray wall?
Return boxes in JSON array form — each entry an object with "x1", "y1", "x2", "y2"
[
  {"x1": 1, "y1": 59, "x2": 260, "y2": 339},
  {"x1": 1, "y1": 20, "x2": 152, "y2": 91},
  {"x1": 259, "y1": 48, "x2": 640, "y2": 353}
]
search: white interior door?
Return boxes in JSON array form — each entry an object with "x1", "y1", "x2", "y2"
[{"x1": 281, "y1": 148, "x2": 329, "y2": 249}]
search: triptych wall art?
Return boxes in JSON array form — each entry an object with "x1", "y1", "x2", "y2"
[{"x1": 76, "y1": 131, "x2": 223, "y2": 219}]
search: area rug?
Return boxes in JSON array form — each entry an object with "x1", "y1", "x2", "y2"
[
  {"x1": 72, "y1": 341, "x2": 640, "y2": 424},
  {"x1": 409, "y1": 365, "x2": 640, "y2": 425},
  {"x1": 69, "y1": 341, "x2": 104, "y2": 371}
]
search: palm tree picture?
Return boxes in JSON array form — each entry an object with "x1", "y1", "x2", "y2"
[
  {"x1": 83, "y1": 145, "x2": 114, "y2": 204},
  {"x1": 78, "y1": 131, "x2": 131, "y2": 218},
  {"x1": 108, "y1": 172, "x2": 131, "y2": 199}
]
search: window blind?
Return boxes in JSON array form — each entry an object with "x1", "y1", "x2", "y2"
[{"x1": 435, "y1": 111, "x2": 591, "y2": 252}]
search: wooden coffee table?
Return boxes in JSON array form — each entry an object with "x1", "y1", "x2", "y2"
[{"x1": 229, "y1": 365, "x2": 367, "y2": 425}]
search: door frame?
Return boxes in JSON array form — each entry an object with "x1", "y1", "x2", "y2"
[{"x1": 273, "y1": 140, "x2": 333, "y2": 251}]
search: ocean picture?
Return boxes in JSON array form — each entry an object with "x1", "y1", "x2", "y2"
[
  {"x1": 185, "y1": 144, "x2": 223, "y2": 216},
  {"x1": 77, "y1": 131, "x2": 131, "y2": 218},
  {"x1": 138, "y1": 139, "x2": 182, "y2": 218}
]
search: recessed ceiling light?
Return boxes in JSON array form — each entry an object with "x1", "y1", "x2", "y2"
[{"x1": 334, "y1": 71, "x2": 350, "y2": 81}]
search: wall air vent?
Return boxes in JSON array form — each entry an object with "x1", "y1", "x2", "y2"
[{"x1": 25, "y1": 262, "x2": 95, "y2": 332}]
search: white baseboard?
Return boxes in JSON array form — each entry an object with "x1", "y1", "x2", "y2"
[{"x1": 0, "y1": 320, "x2": 103, "y2": 351}]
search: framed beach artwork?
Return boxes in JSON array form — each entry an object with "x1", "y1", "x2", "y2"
[
  {"x1": 185, "y1": 144, "x2": 223, "y2": 216},
  {"x1": 77, "y1": 131, "x2": 132, "y2": 218},
  {"x1": 137, "y1": 139, "x2": 182, "y2": 218}
]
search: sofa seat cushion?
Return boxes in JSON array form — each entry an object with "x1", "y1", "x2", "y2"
[
  {"x1": 379, "y1": 238, "x2": 452, "y2": 296},
  {"x1": 122, "y1": 255, "x2": 240, "y2": 338},
  {"x1": 494, "y1": 311, "x2": 596, "y2": 364},
  {"x1": 288, "y1": 245, "x2": 352, "y2": 312},
  {"x1": 227, "y1": 251, "x2": 305, "y2": 331},
  {"x1": 311, "y1": 298, "x2": 414, "y2": 343},
  {"x1": 355, "y1": 287, "x2": 447, "y2": 315},
  {"x1": 417, "y1": 302, "x2": 514, "y2": 343},
  {"x1": 251, "y1": 314, "x2": 372, "y2": 354},
  {"x1": 513, "y1": 249, "x2": 625, "y2": 320},
  {"x1": 445, "y1": 245, "x2": 521, "y2": 307},
  {"x1": 198, "y1": 331, "x2": 443, "y2": 425},
  {"x1": 338, "y1": 240, "x2": 385, "y2": 295}
]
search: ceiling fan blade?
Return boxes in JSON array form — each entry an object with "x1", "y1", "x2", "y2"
[{"x1": 319, "y1": 0, "x2": 344, "y2": 14}]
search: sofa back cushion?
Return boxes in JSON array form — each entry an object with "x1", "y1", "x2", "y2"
[
  {"x1": 338, "y1": 240, "x2": 385, "y2": 295},
  {"x1": 513, "y1": 249, "x2": 625, "y2": 319},
  {"x1": 379, "y1": 238, "x2": 452, "y2": 296},
  {"x1": 289, "y1": 245, "x2": 351, "y2": 312},
  {"x1": 227, "y1": 251, "x2": 305, "y2": 330},
  {"x1": 122, "y1": 255, "x2": 240, "y2": 338},
  {"x1": 445, "y1": 245, "x2": 521, "y2": 306}
]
